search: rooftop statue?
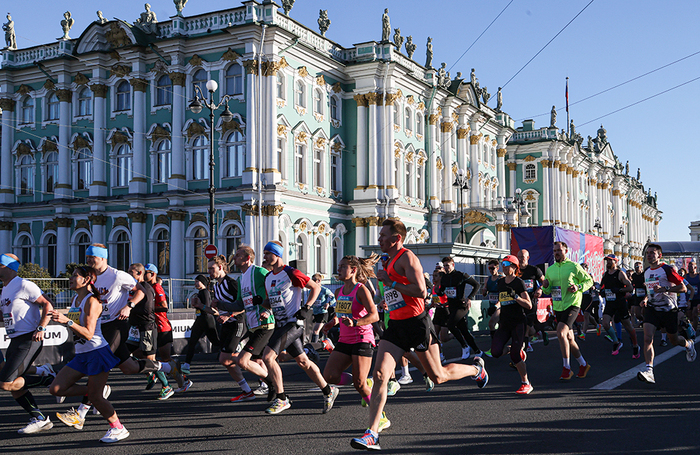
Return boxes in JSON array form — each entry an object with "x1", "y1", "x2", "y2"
[
  {"x1": 570, "y1": 119, "x2": 576, "y2": 138},
  {"x1": 596, "y1": 124, "x2": 608, "y2": 145},
  {"x1": 59, "y1": 11, "x2": 74, "y2": 40},
  {"x1": 96, "y1": 10, "x2": 108, "y2": 25},
  {"x1": 587, "y1": 135, "x2": 594, "y2": 151},
  {"x1": 318, "y1": 9, "x2": 330, "y2": 37},
  {"x1": 482, "y1": 86, "x2": 490, "y2": 105},
  {"x1": 393, "y1": 28, "x2": 403, "y2": 50},
  {"x1": 637, "y1": 168, "x2": 641, "y2": 181},
  {"x1": 425, "y1": 37, "x2": 433, "y2": 68},
  {"x1": 495, "y1": 87, "x2": 503, "y2": 112},
  {"x1": 436, "y1": 62, "x2": 447, "y2": 86},
  {"x1": 381, "y1": 9, "x2": 390, "y2": 42},
  {"x1": 3, "y1": 13, "x2": 16, "y2": 50},
  {"x1": 134, "y1": 3, "x2": 158, "y2": 35},
  {"x1": 625, "y1": 161, "x2": 629, "y2": 175},
  {"x1": 470, "y1": 68, "x2": 476, "y2": 87},
  {"x1": 281, "y1": 0, "x2": 295, "y2": 15},
  {"x1": 174, "y1": 0, "x2": 188, "y2": 17},
  {"x1": 405, "y1": 35, "x2": 416, "y2": 59}
]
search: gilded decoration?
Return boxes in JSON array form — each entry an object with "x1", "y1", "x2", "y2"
[
  {"x1": 223, "y1": 210, "x2": 241, "y2": 221},
  {"x1": 222, "y1": 48, "x2": 241, "y2": 61},
  {"x1": 331, "y1": 142, "x2": 343, "y2": 153},
  {"x1": 189, "y1": 54, "x2": 204, "y2": 67},
  {"x1": 54, "y1": 218, "x2": 72, "y2": 228},
  {"x1": 75, "y1": 220, "x2": 90, "y2": 230},
  {"x1": 90, "y1": 84, "x2": 108, "y2": 98},
  {"x1": 74, "y1": 73, "x2": 89, "y2": 86},
  {"x1": 186, "y1": 122, "x2": 206, "y2": 141},
  {"x1": 440, "y1": 122, "x2": 453, "y2": 133},
  {"x1": 436, "y1": 157, "x2": 444, "y2": 170},
  {"x1": 130, "y1": 78, "x2": 148, "y2": 92},
  {"x1": 221, "y1": 120, "x2": 243, "y2": 136},
  {"x1": 316, "y1": 75, "x2": 326, "y2": 86},
  {"x1": 365, "y1": 93, "x2": 379, "y2": 106},
  {"x1": 417, "y1": 154, "x2": 426, "y2": 166},
  {"x1": 464, "y1": 210, "x2": 489, "y2": 224},
  {"x1": 44, "y1": 221, "x2": 57, "y2": 231},
  {"x1": 43, "y1": 80, "x2": 56, "y2": 91},
  {"x1": 456, "y1": 128, "x2": 469, "y2": 139},
  {"x1": 492, "y1": 140, "x2": 497, "y2": 146},
  {"x1": 428, "y1": 114, "x2": 439, "y2": 125},
  {"x1": 113, "y1": 217, "x2": 129, "y2": 228},
  {"x1": 111, "y1": 64, "x2": 131, "y2": 78},
  {"x1": 469, "y1": 134, "x2": 482, "y2": 145},
  {"x1": 296, "y1": 131, "x2": 308, "y2": 143},
  {"x1": 452, "y1": 112, "x2": 459, "y2": 122},
  {"x1": 71, "y1": 135, "x2": 91, "y2": 152},
  {"x1": 298, "y1": 66, "x2": 309, "y2": 78},
  {"x1": 315, "y1": 137, "x2": 327, "y2": 149},
  {"x1": 40, "y1": 140, "x2": 58, "y2": 154},
  {"x1": 353, "y1": 93, "x2": 368, "y2": 108},
  {"x1": 496, "y1": 224, "x2": 511, "y2": 232},
  {"x1": 332, "y1": 82, "x2": 341, "y2": 93},
  {"x1": 384, "y1": 92, "x2": 400, "y2": 105},
  {"x1": 16, "y1": 84, "x2": 33, "y2": 95},
  {"x1": 154, "y1": 214, "x2": 170, "y2": 226},
  {"x1": 150, "y1": 125, "x2": 171, "y2": 142},
  {"x1": 127, "y1": 212, "x2": 147, "y2": 223},
  {"x1": 366, "y1": 217, "x2": 380, "y2": 227},
  {"x1": 417, "y1": 101, "x2": 425, "y2": 110},
  {"x1": 612, "y1": 189, "x2": 620, "y2": 196},
  {"x1": 507, "y1": 162, "x2": 517, "y2": 171},
  {"x1": 262, "y1": 205, "x2": 284, "y2": 216},
  {"x1": 189, "y1": 213, "x2": 207, "y2": 225},
  {"x1": 497, "y1": 148, "x2": 507, "y2": 158},
  {"x1": 299, "y1": 221, "x2": 308, "y2": 231},
  {"x1": 0, "y1": 221, "x2": 13, "y2": 231},
  {"x1": 55, "y1": 89, "x2": 71, "y2": 102},
  {"x1": 406, "y1": 151, "x2": 414, "y2": 163},
  {"x1": 166, "y1": 210, "x2": 187, "y2": 221},
  {"x1": 524, "y1": 193, "x2": 537, "y2": 202},
  {"x1": 0, "y1": 98, "x2": 15, "y2": 112},
  {"x1": 451, "y1": 162, "x2": 457, "y2": 175},
  {"x1": 277, "y1": 124, "x2": 288, "y2": 137},
  {"x1": 406, "y1": 95, "x2": 414, "y2": 105},
  {"x1": 523, "y1": 155, "x2": 536, "y2": 162},
  {"x1": 317, "y1": 223, "x2": 326, "y2": 234},
  {"x1": 18, "y1": 223, "x2": 31, "y2": 233},
  {"x1": 106, "y1": 22, "x2": 130, "y2": 48},
  {"x1": 110, "y1": 132, "x2": 131, "y2": 148},
  {"x1": 394, "y1": 144, "x2": 401, "y2": 158},
  {"x1": 170, "y1": 72, "x2": 186, "y2": 87},
  {"x1": 243, "y1": 60, "x2": 258, "y2": 75},
  {"x1": 559, "y1": 164, "x2": 567, "y2": 171},
  {"x1": 15, "y1": 143, "x2": 34, "y2": 158},
  {"x1": 541, "y1": 159, "x2": 551, "y2": 168},
  {"x1": 352, "y1": 217, "x2": 367, "y2": 227}
]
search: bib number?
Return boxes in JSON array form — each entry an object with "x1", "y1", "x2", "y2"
[
  {"x1": 66, "y1": 307, "x2": 81, "y2": 324},
  {"x1": 498, "y1": 291, "x2": 515, "y2": 306},
  {"x1": 445, "y1": 287, "x2": 457, "y2": 298},
  {"x1": 269, "y1": 295, "x2": 286, "y2": 319},
  {"x1": 523, "y1": 280, "x2": 534, "y2": 292},
  {"x1": 645, "y1": 279, "x2": 660, "y2": 297},
  {"x1": 3, "y1": 312, "x2": 15, "y2": 334},
  {"x1": 384, "y1": 287, "x2": 407, "y2": 312},
  {"x1": 635, "y1": 288, "x2": 646, "y2": 297},
  {"x1": 336, "y1": 296, "x2": 353, "y2": 317},
  {"x1": 488, "y1": 293, "x2": 498, "y2": 304},
  {"x1": 552, "y1": 287, "x2": 562, "y2": 302},
  {"x1": 604, "y1": 289, "x2": 616, "y2": 301},
  {"x1": 100, "y1": 303, "x2": 110, "y2": 321},
  {"x1": 127, "y1": 326, "x2": 140, "y2": 343}
]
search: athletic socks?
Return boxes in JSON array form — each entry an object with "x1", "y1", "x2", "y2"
[
  {"x1": 576, "y1": 356, "x2": 587, "y2": 367},
  {"x1": 277, "y1": 392, "x2": 287, "y2": 401},
  {"x1": 321, "y1": 384, "x2": 332, "y2": 396},
  {"x1": 401, "y1": 365, "x2": 410, "y2": 377},
  {"x1": 21, "y1": 374, "x2": 54, "y2": 389},
  {"x1": 607, "y1": 327, "x2": 619, "y2": 344},
  {"x1": 311, "y1": 334, "x2": 319, "y2": 343},
  {"x1": 238, "y1": 379, "x2": 251, "y2": 393},
  {"x1": 109, "y1": 418, "x2": 124, "y2": 429},
  {"x1": 16, "y1": 392, "x2": 45, "y2": 419},
  {"x1": 563, "y1": 358, "x2": 571, "y2": 369},
  {"x1": 77, "y1": 403, "x2": 91, "y2": 419},
  {"x1": 159, "y1": 361, "x2": 172, "y2": 374},
  {"x1": 661, "y1": 333, "x2": 668, "y2": 341},
  {"x1": 363, "y1": 394, "x2": 371, "y2": 405}
]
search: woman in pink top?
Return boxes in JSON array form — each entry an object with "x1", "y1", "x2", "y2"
[{"x1": 323, "y1": 255, "x2": 379, "y2": 408}]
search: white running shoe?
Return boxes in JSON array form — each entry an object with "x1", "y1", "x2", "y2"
[
  {"x1": 461, "y1": 346, "x2": 471, "y2": 360},
  {"x1": 397, "y1": 374, "x2": 414, "y2": 385},
  {"x1": 686, "y1": 339, "x2": 697, "y2": 362},
  {"x1": 175, "y1": 379, "x2": 194, "y2": 393},
  {"x1": 18, "y1": 416, "x2": 53, "y2": 434},
  {"x1": 38, "y1": 363, "x2": 56, "y2": 377},
  {"x1": 637, "y1": 366, "x2": 655, "y2": 384},
  {"x1": 253, "y1": 382, "x2": 269, "y2": 396},
  {"x1": 100, "y1": 426, "x2": 130, "y2": 443}
]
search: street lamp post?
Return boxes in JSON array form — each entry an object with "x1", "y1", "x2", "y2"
[
  {"x1": 594, "y1": 218, "x2": 602, "y2": 236},
  {"x1": 513, "y1": 188, "x2": 528, "y2": 227},
  {"x1": 189, "y1": 80, "x2": 233, "y2": 247},
  {"x1": 453, "y1": 168, "x2": 469, "y2": 243}
]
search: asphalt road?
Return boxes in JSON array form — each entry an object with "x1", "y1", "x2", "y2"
[{"x1": 2, "y1": 328, "x2": 700, "y2": 454}]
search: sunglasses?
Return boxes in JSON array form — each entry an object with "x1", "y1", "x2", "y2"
[
  {"x1": 502, "y1": 261, "x2": 513, "y2": 267},
  {"x1": 488, "y1": 266, "x2": 497, "y2": 270}
]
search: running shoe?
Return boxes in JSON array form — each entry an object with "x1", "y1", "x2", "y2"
[
  {"x1": 322, "y1": 339, "x2": 335, "y2": 351},
  {"x1": 230, "y1": 391, "x2": 255, "y2": 403},
  {"x1": 253, "y1": 382, "x2": 269, "y2": 396},
  {"x1": 175, "y1": 379, "x2": 194, "y2": 393},
  {"x1": 577, "y1": 364, "x2": 591, "y2": 378},
  {"x1": 660, "y1": 339, "x2": 669, "y2": 347},
  {"x1": 612, "y1": 342, "x2": 623, "y2": 356},
  {"x1": 387, "y1": 379, "x2": 400, "y2": 396},
  {"x1": 378, "y1": 412, "x2": 391, "y2": 433},
  {"x1": 180, "y1": 362, "x2": 191, "y2": 375},
  {"x1": 322, "y1": 386, "x2": 340, "y2": 414},
  {"x1": 483, "y1": 349, "x2": 493, "y2": 358},
  {"x1": 100, "y1": 426, "x2": 130, "y2": 443},
  {"x1": 686, "y1": 339, "x2": 697, "y2": 362},
  {"x1": 145, "y1": 372, "x2": 157, "y2": 390},
  {"x1": 473, "y1": 350, "x2": 484, "y2": 358},
  {"x1": 576, "y1": 333, "x2": 586, "y2": 341},
  {"x1": 531, "y1": 335, "x2": 539, "y2": 343},
  {"x1": 158, "y1": 385, "x2": 175, "y2": 400},
  {"x1": 265, "y1": 397, "x2": 291, "y2": 414},
  {"x1": 56, "y1": 408, "x2": 84, "y2": 430},
  {"x1": 461, "y1": 346, "x2": 471, "y2": 360},
  {"x1": 93, "y1": 384, "x2": 112, "y2": 415},
  {"x1": 596, "y1": 325, "x2": 602, "y2": 336},
  {"x1": 18, "y1": 416, "x2": 53, "y2": 434},
  {"x1": 361, "y1": 378, "x2": 373, "y2": 407},
  {"x1": 637, "y1": 366, "x2": 655, "y2": 384},
  {"x1": 604, "y1": 334, "x2": 614, "y2": 343},
  {"x1": 526, "y1": 343, "x2": 534, "y2": 352},
  {"x1": 351, "y1": 429, "x2": 381, "y2": 451},
  {"x1": 38, "y1": 363, "x2": 56, "y2": 377},
  {"x1": 632, "y1": 345, "x2": 641, "y2": 359},
  {"x1": 515, "y1": 383, "x2": 533, "y2": 395},
  {"x1": 397, "y1": 374, "x2": 413, "y2": 385},
  {"x1": 542, "y1": 331, "x2": 550, "y2": 346},
  {"x1": 423, "y1": 374, "x2": 435, "y2": 392},
  {"x1": 473, "y1": 356, "x2": 488, "y2": 388},
  {"x1": 559, "y1": 367, "x2": 574, "y2": 380}
]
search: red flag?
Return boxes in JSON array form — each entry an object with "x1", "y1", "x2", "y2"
[{"x1": 565, "y1": 77, "x2": 569, "y2": 113}]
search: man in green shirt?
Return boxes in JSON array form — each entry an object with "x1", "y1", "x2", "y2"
[{"x1": 542, "y1": 241, "x2": 594, "y2": 381}]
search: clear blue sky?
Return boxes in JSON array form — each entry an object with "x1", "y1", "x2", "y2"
[{"x1": 7, "y1": 0, "x2": 699, "y2": 240}]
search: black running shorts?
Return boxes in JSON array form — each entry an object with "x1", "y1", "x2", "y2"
[
  {"x1": 220, "y1": 320, "x2": 246, "y2": 354},
  {"x1": 242, "y1": 328, "x2": 274, "y2": 359},
  {"x1": 381, "y1": 312, "x2": 438, "y2": 353},
  {"x1": 0, "y1": 332, "x2": 43, "y2": 383},
  {"x1": 643, "y1": 307, "x2": 678, "y2": 334},
  {"x1": 432, "y1": 307, "x2": 449, "y2": 327},
  {"x1": 555, "y1": 306, "x2": 580, "y2": 330},
  {"x1": 101, "y1": 318, "x2": 133, "y2": 365},
  {"x1": 267, "y1": 322, "x2": 305, "y2": 358},
  {"x1": 603, "y1": 299, "x2": 631, "y2": 323},
  {"x1": 333, "y1": 341, "x2": 374, "y2": 358}
]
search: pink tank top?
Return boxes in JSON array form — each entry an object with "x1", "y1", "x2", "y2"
[{"x1": 337, "y1": 283, "x2": 375, "y2": 346}]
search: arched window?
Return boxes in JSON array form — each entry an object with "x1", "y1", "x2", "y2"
[
  {"x1": 192, "y1": 69, "x2": 207, "y2": 97},
  {"x1": 313, "y1": 148, "x2": 324, "y2": 188},
  {"x1": 524, "y1": 163, "x2": 537, "y2": 181},
  {"x1": 116, "y1": 81, "x2": 130, "y2": 111},
  {"x1": 76, "y1": 148, "x2": 92, "y2": 190},
  {"x1": 330, "y1": 153, "x2": 340, "y2": 192},
  {"x1": 116, "y1": 144, "x2": 133, "y2": 187},
  {"x1": 314, "y1": 89, "x2": 323, "y2": 115},
  {"x1": 155, "y1": 229, "x2": 170, "y2": 275},
  {"x1": 46, "y1": 93, "x2": 59, "y2": 121},
  {"x1": 295, "y1": 143, "x2": 306, "y2": 183},
  {"x1": 20, "y1": 97, "x2": 34, "y2": 124},
  {"x1": 45, "y1": 152, "x2": 58, "y2": 193},
  {"x1": 156, "y1": 74, "x2": 172, "y2": 106},
  {"x1": 77, "y1": 87, "x2": 92, "y2": 116},
  {"x1": 155, "y1": 139, "x2": 172, "y2": 183},
  {"x1": 76, "y1": 232, "x2": 90, "y2": 264},
  {"x1": 482, "y1": 144, "x2": 488, "y2": 165},
  {"x1": 315, "y1": 237, "x2": 324, "y2": 274},
  {"x1": 330, "y1": 97, "x2": 339, "y2": 121},
  {"x1": 393, "y1": 102, "x2": 401, "y2": 127},
  {"x1": 46, "y1": 234, "x2": 56, "y2": 276},
  {"x1": 332, "y1": 237, "x2": 341, "y2": 273},
  {"x1": 416, "y1": 113, "x2": 423, "y2": 136},
  {"x1": 225, "y1": 131, "x2": 245, "y2": 178},
  {"x1": 405, "y1": 108, "x2": 413, "y2": 132},
  {"x1": 225, "y1": 64, "x2": 243, "y2": 96},
  {"x1": 394, "y1": 156, "x2": 401, "y2": 192},
  {"x1": 114, "y1": 231, "x2": 130, "y2": 272},
  {"x1": 295, "y1": 234, "x2": 307, "y2": 274},
  {"x1": 295, "y1": 80, "x2": 306, "y2": 108},
  {"x1": 223, "y1": 225, "x2": 243, "y2": 267},
  {"x1": 417, "y1": 155, "x2": 425, "y2": 200},
  {"x1": 193, "y1": 227, "x2": 208, "y2": 273},
  {"x1": 277, "y1": 73, "x2": 285, "y2": 99},
  {"x1": 277, "y1": 136, "x2": 287, "y2": 180},
  {"x1": 19, "y1": 155, "x2": 34, "y2": 195},
  {"x1": 19, "y1": 235, "x2": 32, "y2": 264},
  {"x1": 192, "y1": 135, "x2": 208, "y2": 180},
  {"x1": 406, "y1": 160, "x2": 414, "y2": 197}
]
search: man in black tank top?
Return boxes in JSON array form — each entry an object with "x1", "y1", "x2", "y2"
[
  {"x1": 630, "y1": 262, "x2": 646, "y2": 327},
  {"x1": 517, "y1": 250, "x2": 547, "y2": 349},
  {"x1": 600, "y1": 254, "x2": 640, "y2": 358}
]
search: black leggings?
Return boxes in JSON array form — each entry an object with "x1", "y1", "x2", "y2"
[
  {"x1": 447, "y1": 304, "x2": 480, "y2": 352},
  {"x1": 185, "y1": 316, "x2": 221, "y2": 364},
  {"x1": 491, "y1": 321, "x2": 526, "y2": 364}
]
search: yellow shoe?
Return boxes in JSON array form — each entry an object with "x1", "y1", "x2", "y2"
[
  {"x1": 378, "y1": 412, "x2": 391, "y2": 433},
  {"x1": 56, "y1": 408, "x2": 85, "y2": 430}
]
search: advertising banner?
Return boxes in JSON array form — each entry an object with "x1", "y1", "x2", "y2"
[
  {"x1": 510, "y1": 226, "x2": 554, "y2": 266},
  {"x1": 554, "y1": 227, "x2": 604, "y2": 281}
]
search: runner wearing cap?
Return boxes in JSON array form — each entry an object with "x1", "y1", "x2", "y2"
[
  {"x1": 542, "y1": 242, "x2": 594, "y2": 380},
  {"x1": 483, "y1": 259, "x2": 502, "y2": 344},
  {"x1": 600, "y1": 254, "x2": 640, "y2": 358},
  {"x1": 488, "y1": 255, "x2": 533, "y2": 394}
]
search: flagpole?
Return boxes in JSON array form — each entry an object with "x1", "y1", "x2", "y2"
[{"x1": 566, "y1": 77, "x2": 570, "y2": 138}]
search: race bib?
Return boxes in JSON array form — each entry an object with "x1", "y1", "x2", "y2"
[
  {"x1": 645, "y1": 279, "x2": 660, "y2": 297},
  {"x1": 336, "y1": 295, "x2": 353, "y2": 317},
  {"x1": 498, "y1": 291, "x2": 515, "y2": 306},
  {"x1": 243, "y1": 294, "x2": 254, "y2": 311},
  {"x1": 3, "y1": 312, "x2": 15, "y2": 334},
  {"x1": 693, "y1": 286, "x2": 699, "y2": 295},
  {"x1": 551, "y1": 286, "x2": 562, "y2": 301},
  {"x1": 384, "y1": 287, "x2": 407, "y2": 312},
  {"x1": 127, "y1": 326, "x2": 140, "y2": 343},
  {"x1": 66, "y1": 307, "x2": 81, "y2": 324},
  {"x1": 604, "y1": 289, "x2": 616, "y2": 301},
  {"x1": 445, "y1": 287, "x2": 457, "y2": 298},
  {"x1": 523, "y1": 280, "x2": 534, "y2": 292},
  {"x1": 100, "y1": 303, "x2": 110, "y2": 321},
  {"x1": 635, "y1": 288, "x2": 646, "y2": 297},
  {"x1": 488, "y1": 293, "x2": 498, "y2": 304},
  {"x1": 269, "y1": 294, "x2": 286, "y2": 319},
  {"x1": 431, "y1": 295, "x2": 441, "y2": 305}
]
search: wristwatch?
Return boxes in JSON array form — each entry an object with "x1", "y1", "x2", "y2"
[
  {"x1": 66, "y1": 320, "x2": 74, "y2": 327},
  {"x1": 36, "y1": 326, "x2": 46, "y2": 332},
  {"x1": 127, "y1": 302, "x2": 135, "y2": 308}
]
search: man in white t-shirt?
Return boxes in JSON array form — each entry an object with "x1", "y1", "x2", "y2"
[{"x1": 0, "y1": 253, "x2": 56, "y2": 435}]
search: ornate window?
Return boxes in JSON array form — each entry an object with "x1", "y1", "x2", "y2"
[
  {"x1": 295, "y1": 144, "x2": 306, "y2": 183},
  {"x1": 406, "y1": 160, "x2": 414, "y2": 198},
  {"x1": 18, "y1": 155, "x2": 34, "y2": 195},
  {"x1": 295, "y1": 80, "x2": 306, "y2": 108},
  {"x1": 224, "y1": 131, "x2": 245, "y2": 178},
  {"x1": 313, "y1": 148, "x2": 324, "y2": 188},
  {"x1": 330, "y1": 96, "x2": 339, "y2": 121},
  {"x1": 76, "y1": 232, "x2": 90, "y2": 264},
  {"x1": 393, "y1": 102, "x2": 401, "y2": 128},
  {"x1": 115, "y1": 144, "x2": 133, "y2": 187},
  {"x1": 416, "y1": 113, "x2": 424, "y2": 136},
  {"x1": 277, "y1": 137, "x2": 287, "y2": 180},
  {"x1": 332, "y1": 237, "x2": 341, "y2": 271},
  {"x1": 192, "y1": 135, "x2": 209, "y2": 180},
  {"x1": 331, "y1": 154, "x2": 340, "y2": 192},
  {"x1": 524, "y1": 163, "x2": 537, "y2": 182},
  {"x1": 20, "y1": 96, "x2": 34, "y2": 124},
  {"x1": 225, "y1": 64, "x2": 243, "y2": 96},
  {"x1": 46, "y1": 93, "x2": 59, "y2": 121},
  {"x1": 192, "y1": 69, "x2": 208, "y2": 98},
  {"x1": 77, "y1": 87, "x2": 92, "y2": 116},
  {"x1": 114, "y1": 230, "x2": 131, "y2": 272},
  {"x1": 295, "y1": 233, "x2": 307, "y2": 274},
  {"x1": 46, "y1": 233, "x2": 57, "y2": 276},
  {"x1": 115, "y1": 81, "x2": 131, "y2": 111},
  {"x1": 394, "y1": 156, "x2": 401, "y2": 193},
  {"x1": 155, "y1": 74, "x2": 172, "y2": 106},
  {"x1": 314, "y1": 89, "x2": 324, "y2": 115},
  {"x1": 44, "y1": 151, "x2": 58, "y2": 193},
  {"x1": 417, "y1": 153, "x2": 426, "y2": 200},
  {"x1": 315, "y1": 236, "x2": 326, "y2": 275},
  {"x1": 223, "y1": 224, "x2": 243, "y2": 265},
  {"x1": 404, "y1": 108, "x2": 412, "y2": 132},
  {"x1": 277, "y1": 73, "x2": 285, "y2": 100},
  {"x1": 155, "y1": 229, "x2": 170, "y2": 275},
  {"x1": 193, "y1": 227, "x2": 208, "y2": 273},
  {"x1": 18, "y1": 235, "x2": 32, "y2": 264},
  {"x1": 155, "y1": 139, "x2": 172, "y2": 183},
  {"x1": 75, "y1": 148, "x2": 92, "y2": 190}
]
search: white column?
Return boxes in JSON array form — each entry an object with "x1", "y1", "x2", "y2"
[
  {"x1": 55, "y1": 89, "x2": 73, "y2": 199},
  {"x1": 469, "y1": 133, "x2": 479, "y2": 206},
  {"x1": 354, "y1": 219, "x2": 366, "y2": 256},
  {"x1": 353, "y1": 94, "x2": 368, "y2": 193},
  {"x1": 367, "y1": 96, "x2": 378, "y2": 189},
  {"x1": 243, "y1": 64, "x2": 258, "y2": 186},
  {"x1": 56, "y1": 218, "x2": 71, "y2": 275},
  {"x1": 168, "y1": 210, "x2": 186, "y2": 279},
  {"x1": 170, "y1": 73, "x2": 186, "y2": 190},
  {"x1": 0, "y1": 98, "x2": 15, "y2": 203},
  {"x1": 130, "y1": 79, "x2": 147, "y2": 194},
  {"x1": 129, "y1": 212, "x2": 146, "y2": 265},
  {"x1": 552, "y1": 161, "x2": 561, "y2": 225},
  {"x1": 429, "y1": 113, "x2": 441, "y2": 243},
  {"x1": 91, "y1": 85, "x2": 108, "y2": 197},
  {"x1": 496, "y1": 146, "x2": 506, "y2": 202},
  {"x1": 541, "y1": 161, "x2": 551, "y2": 225}
]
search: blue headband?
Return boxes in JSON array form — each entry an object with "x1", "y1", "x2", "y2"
[
  {"x1": 264, "y1": 242, "x2": 284, "y2": 258},
  {"x1": 145, "y1": 263, "x2": 158, "y2": 274},
  {"x1": 0, "y1": 254, "x2": 19, "y2": 271},
  {"x1": 85, "y1": 245, "x2": 108, "y2": 259}
]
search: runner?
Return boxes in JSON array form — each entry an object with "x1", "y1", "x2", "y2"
[
  {"x1": 351, "y1": 220, "x2": 488, "y2": 451},
  {"x1": 517, "y1": 250, "x2": 548, "y2": 349},
  {"x1": 430, "y1": 264, "x2": 450, "y2": 362},
  {"x1": 579, "y1": 263, "x2": 601, "y2": 340},
  {"x1": 0, "y1": 253, "x2": 56, "y2": 434},
  {"x1": 49, "y1": 266, "x2": 128, "y2": 443},
  {"x1": 630, "y1": 262, "x2": 646, "y2": 327},
  {"x1": 182, "y1": 274, "x2": 221, "y2": 377},
  {"x1": 599, "y1": 254, "x2": 640, "y2": 358},
  {"x1": 483, "y1": 259, "x2": 501, "y2": 346},
  {"x1": 541, "y1": 241, "x2": 593, "y2": 380},
  {"x1": 488, "y1": 255, "x2": 533, "y2": 394},
  {"x1": 638, "y1": 243, "x2": 696, "y2": 384},
  {"x1": 684, "y1": 261, "x2": 700, "y2": 332},
  {"x1": 260, "y1": 241, "x2": 339, "y2": 415},
  {"x1": 436, "y1": 256, "x2": 483, "y2": 359},
  {"x1": 311, "y1": 273, "x2": 336, "y2": 343}
]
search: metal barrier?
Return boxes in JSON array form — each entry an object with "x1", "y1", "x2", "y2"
[
  {"x1": 162, "y1": 278, "x2": 197, "y2": 310},
  {"x1": 31, "y1": 278, "x2": 72, "y2": 309}
]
